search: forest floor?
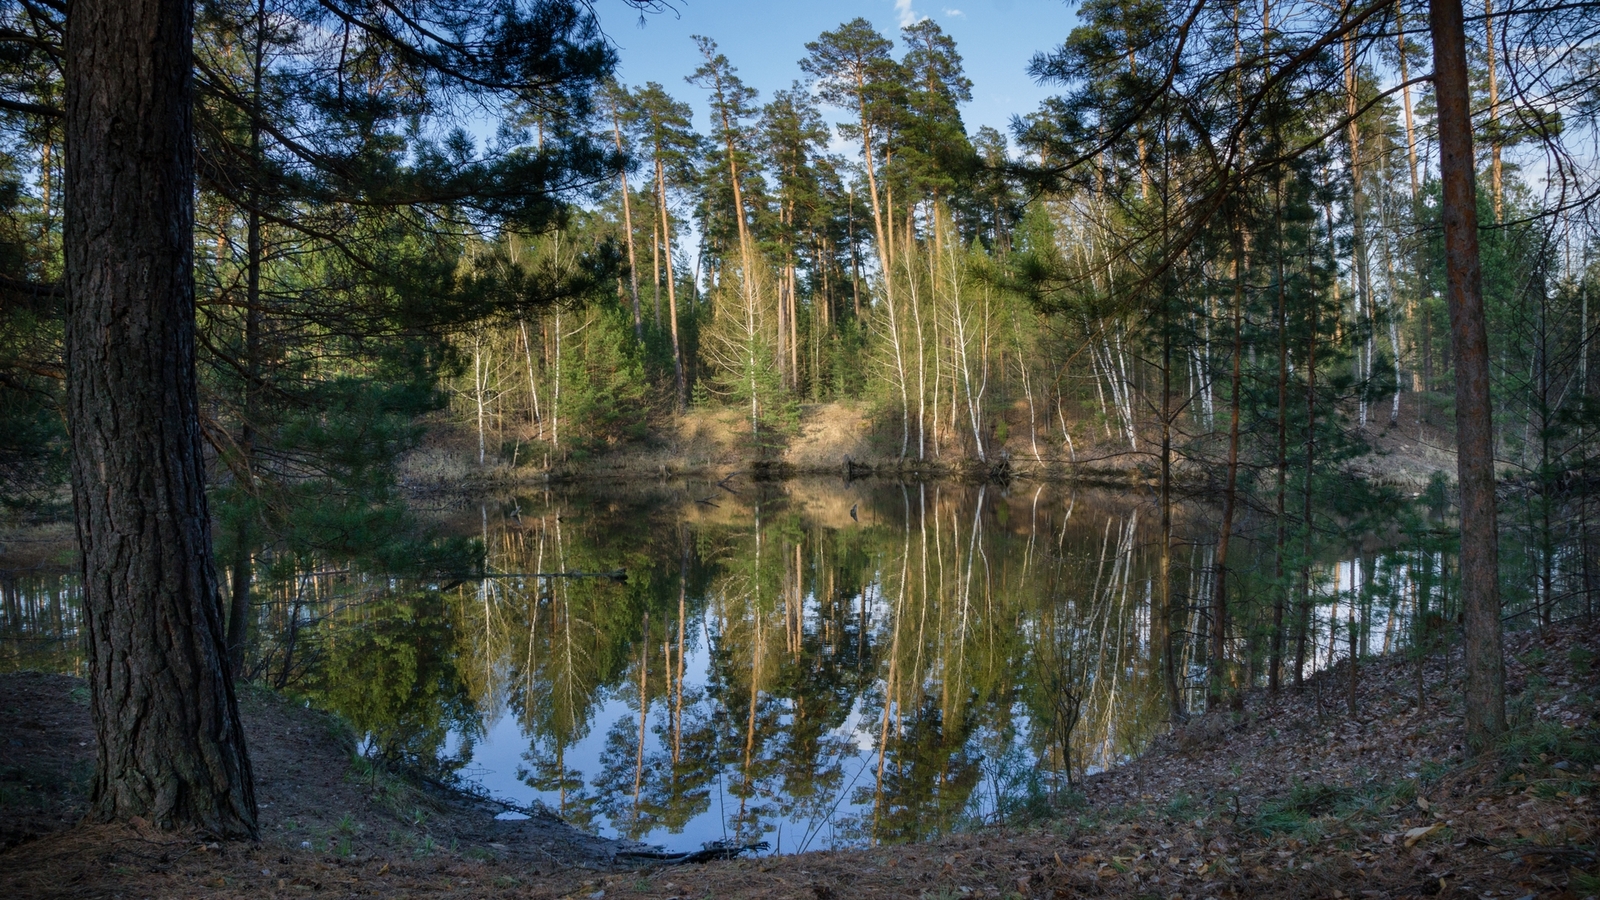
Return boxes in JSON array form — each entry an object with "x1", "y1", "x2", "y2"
[{"x1": 1, "y1": 621, "x2": 1595, "y2": 899}]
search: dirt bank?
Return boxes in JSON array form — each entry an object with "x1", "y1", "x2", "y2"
[{"x1": 3, "y1": 622, "x2": 1595, "y2": 899}]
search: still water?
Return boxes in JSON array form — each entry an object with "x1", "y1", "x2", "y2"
[{"x1": 0, "y1": 478, "x2": 1439, "y2": 852}]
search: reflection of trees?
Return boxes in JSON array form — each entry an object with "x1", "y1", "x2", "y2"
[
  {"x1": 493, "y1": 507, "x2": 672, "y2": 821},
  {"x1": 858, "y1": 484, "x2": 1019, "y2": 838},
  {"x1": 591, "y1": 684, "x2": 719, "y2": 839},
  {"x1": 1021, "y1": 508, "x2": 1175, "y2": 789},
  {"x1": 856, "y1": 694, "x2": 983, "y2": 843},
  {"x1": 699, "y1": 501, "x2": 788, "y2": 844},
  {"x1": 0, "y1": 573, "x2": 86, "y2": 674},
  {"x1": 309, "y1": 592, "x2": 479, "y2": 779},
  {"x1": 440, "y1": 483, "x2": 1203, "y2": 847},
  {"x1": 696, "y1": 507, "x2": 877, "y2": 844}
]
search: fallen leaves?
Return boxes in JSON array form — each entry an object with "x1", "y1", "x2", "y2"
[{"x1": 1403, "y1": 824, "x2": 1445, "y2": 847}]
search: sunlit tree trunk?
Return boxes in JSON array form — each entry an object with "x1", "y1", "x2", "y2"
[
  {"x1": 1343, "y1": 16, "x2": 1372, "y2": 428},
  {"x1": 657, "y1": 157, "x2": 686, "y2": 411},
  {"x1": 850, "y1": 77, "x2": 910, "y2": 456},
  {"x1": 610, "y1": 100, "x2": 642, "y2": 340},
  {"x1": 911, "y1": 222, "x2": 928, "y2": 460},
  {"x1": 651, "y1": 213, "x2": 662, "y2": 327}
]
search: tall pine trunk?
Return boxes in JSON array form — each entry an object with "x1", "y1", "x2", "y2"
[
  {"x1": 1484, "y1": 0, "x2": 1503, "y2": 222},
  {"x1": 1271, "y1": 176, "x2": 1289, "y2": 693},
  {"x1": 657, "y1": 156, "x2": 685, "y2": 411},
  {"x1": 610, "y1": 103, "x2": 642, "y2": 341},
  {"x1": 1429, "y1": 0, "x2": 1507, "y2": 751},
  {"x1": 1209, "y1": 221, "x2": 1245, "y2": 710},
  {"x1": 66, "y1": 0, "x2": 257, "y2": 836},
  {"x1": 227, "y1": 0, "x2": 268, "y2": 678},
  {"x1": 851, "y1": 76, "x2": 909, "y2": 457}
]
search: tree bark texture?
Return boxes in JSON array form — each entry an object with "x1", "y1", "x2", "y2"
[
  {"x1": 1209, "y1": 227, "x2": 1245, "y2": 711},
  {"x1": 65, "y1": 0, "x2": 258, "y2": 836},
  {"x1": 1160, "y1": 319, "x2": 1183, "y2": 721},
  {"x1": 1429, "y1": 0, "x2": 1507, "y2": 751}
]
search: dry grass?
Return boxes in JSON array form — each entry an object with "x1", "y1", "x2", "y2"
[
  {"x1": 394, "y1": 395, "x2": 1467, "y2": 497},
  {"x1": 0, "y1": 521, "x2": 76, "y2": 575}
]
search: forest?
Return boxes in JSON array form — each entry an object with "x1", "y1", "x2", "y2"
[{"x1": 0, "y1": 0, "x2": 1598, "y2": 891}]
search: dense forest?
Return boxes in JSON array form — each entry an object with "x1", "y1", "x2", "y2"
[
  {"x1": 5, "y1": 2, "x2": 1597, "y2": 491},
  {"x1": 0, "y1": 0, "x2": 1598, "y2": 846}
]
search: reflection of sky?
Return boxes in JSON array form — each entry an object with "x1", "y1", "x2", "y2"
[
  {"x1": 448, "y1": 568, "x2": 1056, "y2": 853},
  {"x1": 441, "y1": 538, "x2": 1448, "y2": 853},
  {"x1": 451, "y1": 599, "x2": 877, "y2": 852},
  {"x1": 454, "y1": 585, "x2": 918, "y2": 853}
]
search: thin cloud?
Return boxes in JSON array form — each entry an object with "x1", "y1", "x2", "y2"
[
  {"x1": 894, "y1": 0, "x2": 923, "y2": 27},
  {"x1": 943, "y1": 7, "x2": 966, "y2": 16}
]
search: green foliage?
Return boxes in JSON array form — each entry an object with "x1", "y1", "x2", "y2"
[
  {"x1": 307, "y1": 592, "x2": 481, "y2": 780},
  {"x1": 1249, "y1": 781, "x2": 1361, "y2": 836},
  {"x1": 0, "y1": 136, "x2": 63, "y2": 514},
  {"x1": 560, "y1": 304, "x2": 654, "y2": 457}
]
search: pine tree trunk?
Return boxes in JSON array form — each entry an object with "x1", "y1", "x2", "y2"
[
  {"x1": 65, "y1": 0, "x2": 257, "y2": 836},
  {"x1": 657, "y1": 157, "x2": 685, "y2": 411},
  {"x1": 611, "y1": 108, "x2": 642, "y2": 340},
  {"x1": 1161, "y1": 310, "x2": 1183, "y2": 721},
  {"x1": 1210, "y1": 226, "x2": 1245, "y2": 711},
  {"x1": 1484, "y1": 0, "x2": 1503, "y2": 222},
  {"x1": 1430, "y1": 0, "x2": 1507, "y2": 751},
  {"x1": 1296, "y1": 280, "x2": 1318, "y2": 690},
  {"x1": 1272, "y1": 177, "x2": 1289, "y2": 693},
  {"x1": 651, "y1": 215, "x2": 662, "y2": 328},
  {"x1": 1344, "y1": 18, "x2": 1372, "y2": 428},
  {"x1": 851, "y1": 78, "x2": 909, "y2": 457},
  {"x1": 715, "y1": 102, "x2": 761, "y2": 436}
]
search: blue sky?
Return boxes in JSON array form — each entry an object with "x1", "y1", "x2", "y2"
[{"x1": 603, "y1": 0, "x2": 1084, "y2": 155}]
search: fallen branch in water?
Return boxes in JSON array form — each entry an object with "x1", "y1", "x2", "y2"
[
  {"x1": 471, "y1": 569, "x2": 627, "y2": 580},
  {"x1": 615, "y1": 840, "x2": 770, "y2": 865}
]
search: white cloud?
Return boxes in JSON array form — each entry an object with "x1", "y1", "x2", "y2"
[
  {"x1": 894, "y1": 0, "x2": 922, "y2": 27},
  {"x1": 943, "y1": 7, "x2": 966, "y2": 16}
]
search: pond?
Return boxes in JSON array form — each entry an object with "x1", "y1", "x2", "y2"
[{"x1": 1, "y1": 477, "x2": 1446, "y2": 853}]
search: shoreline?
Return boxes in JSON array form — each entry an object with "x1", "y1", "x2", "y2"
[
  {"x1": 399, "y1": 399, "x2": 1458, "y2": 496},
  {"x1": 2, "y1": 622, "x2": 1593, "y2": 898}
]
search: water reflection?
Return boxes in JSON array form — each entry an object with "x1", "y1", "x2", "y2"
[
  {"x1": 413, "y1": 481, "x2": 1189, "y2": 851},
  {"x1": 1, "y1": 479, "x2": 1469, "y2": 852},
  {"x1": 0, "y1": 572, "x2": 84, "y2": 675}
]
